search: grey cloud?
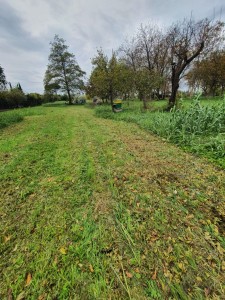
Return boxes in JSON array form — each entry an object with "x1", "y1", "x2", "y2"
[
  {"x1": 0, "y1": 2, "x2": 46, "y2": 52},
  {"x1": 0, "y1": 0, "x2": 224, "y2": 93}
]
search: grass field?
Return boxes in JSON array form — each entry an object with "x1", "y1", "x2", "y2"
[{"x1": 0, "y1": 104, "x2": 225, "y2": 299}]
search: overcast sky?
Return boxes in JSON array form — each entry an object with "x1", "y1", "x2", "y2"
[{"x1": 0, "y1": 0, "x2": 225, "y2": 93}]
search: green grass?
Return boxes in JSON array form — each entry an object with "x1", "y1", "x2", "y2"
[
  {"x1": 95, "y1": 98, "x2": 225, "y2": 168},
  {"x1": 0, "y1": 111, "x2": 24, "y2": 129},
  {"x1": 0, "y1": 106, "x2": 47, "y2": 129},
  {"x1": 0, "y1": 105, "x2": 225, "y2": 299}
]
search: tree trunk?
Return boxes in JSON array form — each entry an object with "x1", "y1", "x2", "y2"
[
  {"x1": 109, "y1": 88, "x2": 114, "y2": 112},
  {"x1": 67, "y1": 88, "x2": 72, "y2": 105},
  {"x1": 143, "y1": 95, "x2": 148, "y2": 110},
  {"x1": 168, "y1": 76, "x2": 179, "y2": 110}
]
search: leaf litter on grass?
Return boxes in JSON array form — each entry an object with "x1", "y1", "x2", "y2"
[{"x1": 0, "y1": 106, "x2": 225, "y2": 299}]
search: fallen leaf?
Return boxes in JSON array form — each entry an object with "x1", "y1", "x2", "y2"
[
  {"x1": 25, "y1": 273, "x2": 32, "y2": 286},
  {"x1": 28, "y1": 193, "x2": 36, "y2": 199},
  {"x1": 13, "y1": 244, "x2": 18, "y2": 252},
  {"x1": 4, "y1": 236, "x2": 11, "y2": 243},
  {"x1": 216, "y1": 243, "x2": 224, "y2": 255},
  {"x1": 47, "y1": 177, "x2": 55, "y2": 182},
  {"x1": 7, "y1": 288, "x2": 13, "y2": 300},
  {"x1": 59, "y1": 247, "x2": 67, "y2": 255},
  {"x1": 221, "y1": 261, "x2": 225, "y2": 271},
  {"x1": 177, "y1": 263, "x2": 185, "y2": 270},
  {"x1": 126, "y1": 271, "x2": 133, "y2": 278},
  {"x1": 53, "y1": 256, "x2": 58, "y2": 265},
  {"x1": 38, "y1": 294, "x2": 46, "y2": 300},
  {"x1": 168, "y1": 245, "x2": 173, "y2": 254},
  {"x1": 204, "y1": 288, "x2": 210, "y2": 297},
  {"x1": 89, "y1": 264, "x2": 94, "y2": 273},
  {"x1": 186, "y1": 214, "x2": 194, "y2": 219},
  {"x1": 204, "y1": 232, "x2": 211, "y2": 240},
  {"x1": 152, "y1": 269, "x2": 157, "y2": 280},
  {"x1": 134, "y1": 267, "x2": 140, "y2": 273},
  {"x1": 16, "y1": 292, "x2": 25, "y2": 300}
]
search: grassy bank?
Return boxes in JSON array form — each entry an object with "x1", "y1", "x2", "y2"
[
  {"x1": 0, "y1": 105, "x2": 225, "y2": 299},
  {"x1": 0, "y1": 111, "x2": 24, "y2": 129},
  {"x1": 0, "y1": 106, "x2": 48, "y2": 130},
  {"x1": 95, "y1": 98, "x2": 225, "y2": 168}
]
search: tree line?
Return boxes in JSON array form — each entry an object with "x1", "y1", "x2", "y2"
[
  {"x1": 0, "y1": 35, "x2": 86, "y2": 110},
  {"x1": 1, "y1": 17, "x2": 224, "y2": 111},
  {"x1": 0, "y1": 66, "x2": 44, "y2": 109},
  {"x1": 87, "y1": 17, "x2": 225, "y2": 110}
]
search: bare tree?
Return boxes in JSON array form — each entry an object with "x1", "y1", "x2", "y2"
[
  {"x1": 166, "y1": 18, "x2": 224, "y2": 109},
  {"x1": 120, "y1": 37, "x2": 141, "y2": 70}
]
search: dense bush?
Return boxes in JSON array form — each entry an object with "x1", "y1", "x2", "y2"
[
  {"x1": 26, "y1": 93, "x2": 43, "y2": 106},
  {"x1": 0, "y1": 90, "x2": 43, "y2": 109},
  {"x1": 0, "y1": 90, "x2": 26, "y2": 109}
]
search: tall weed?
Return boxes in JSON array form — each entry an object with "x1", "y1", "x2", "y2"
[
  {"x1": 95, "y1": 98, "x2": 225, "y2": 166},
  {"x1": 0, "y1": 111, "x2": 23, "y2": 129}
]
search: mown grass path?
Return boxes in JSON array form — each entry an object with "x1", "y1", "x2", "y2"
[{"x1": 0, "y1": 105, "x2": 225, "y2": 299}]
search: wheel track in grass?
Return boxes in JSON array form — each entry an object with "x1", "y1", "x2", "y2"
[{"x1": 0, "y1": 106, "x2": 225, "y2": 299}]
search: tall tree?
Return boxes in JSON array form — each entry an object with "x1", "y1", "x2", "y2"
[
  {"x1": 119, "y1": 29, "x2": 169, "y2": 102},
  {"x1": 88, "y1": 49, "x2": 128, "y2": 110},
  {"x1": 44, "y1": 35, "x2": 85, "y2": 104},
  {"x1": 0, "y1": 65, "x2": 7, "y2": 90},
  {"x1": 166, "y1": 18, "x2": 224, "y2": 109}
]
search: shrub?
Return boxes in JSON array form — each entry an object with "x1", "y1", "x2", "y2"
[
  {"x1": 0, "y1": 90, "x2": 30, "y2": 109},
  {"x1": 26, "y1": 93, "x2": 43, "y2": 106}
]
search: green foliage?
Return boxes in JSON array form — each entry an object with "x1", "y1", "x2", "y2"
[
  {"x1": 0, "y1": 89, "x2": 27, "y2": 109},
  {"x1": 0, "y1": 90, "x2": 43, "y2": 109},
  {"x1": 87, "y1": 50, "x2": 135, "y2": 103},
  {"x1": 26, "y1": 93, "x2": 43, "y2": 106}
]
